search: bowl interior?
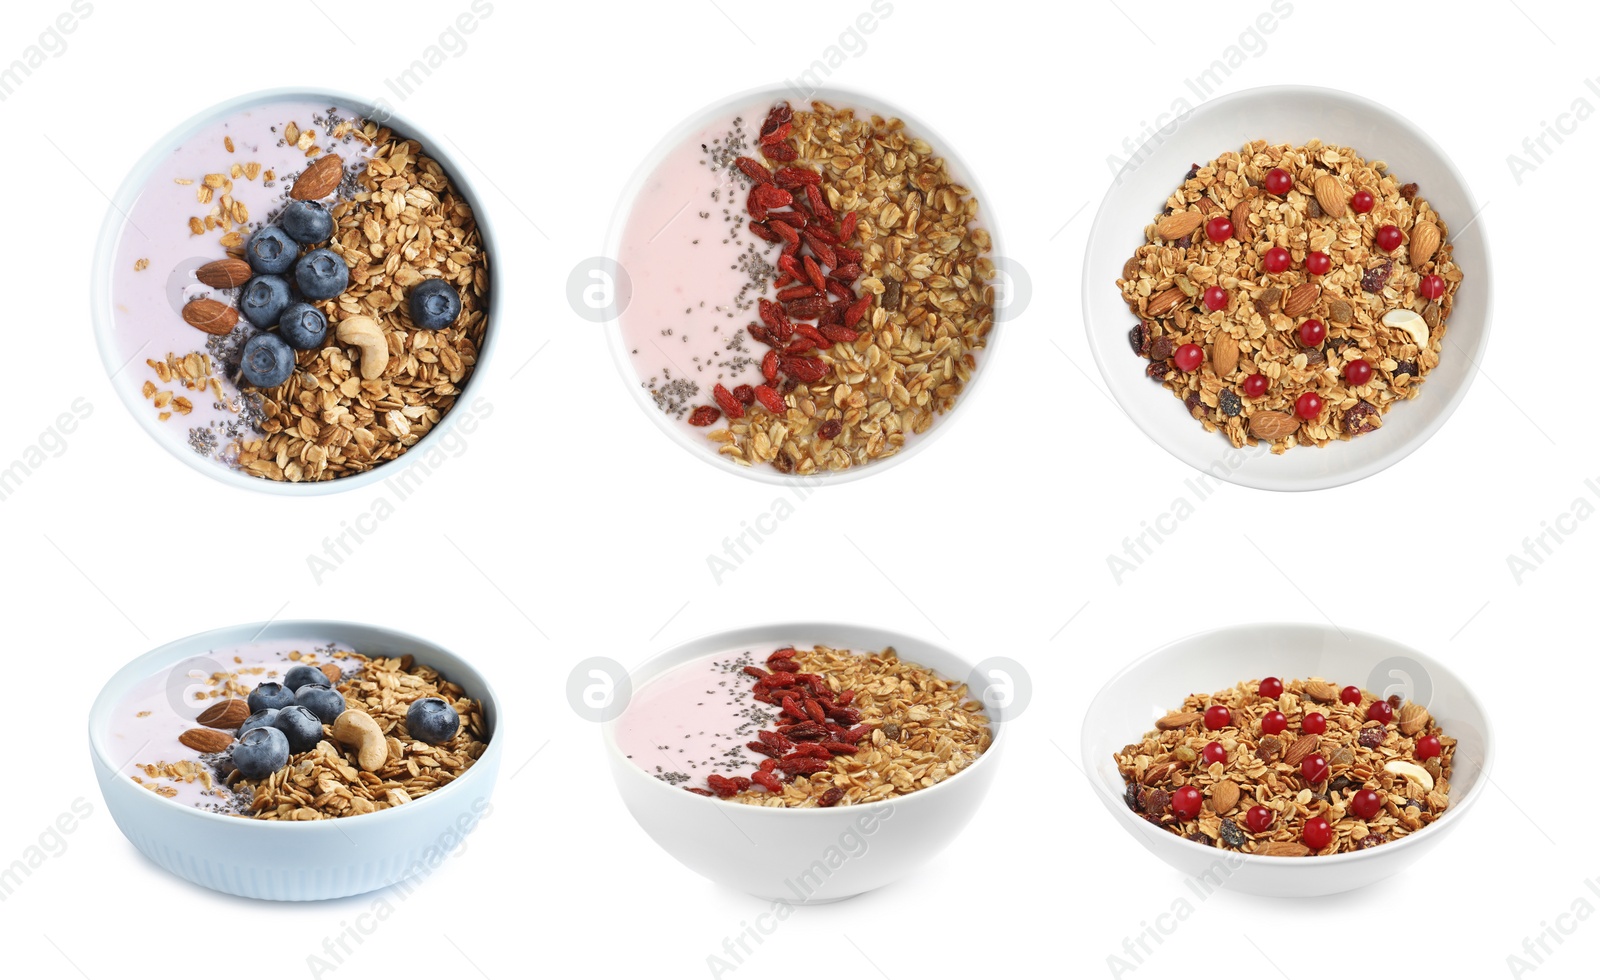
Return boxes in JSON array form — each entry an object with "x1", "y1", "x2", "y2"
[
  {"x1": 90, "y1": 87, "x2": 501, "y2": 496},
  {"x1": 602, "y1": 84, "x2": 1007, "y2": 487},
  {"x1": 1083, "y1": 86, "x2": 1491, "y2": 491}
]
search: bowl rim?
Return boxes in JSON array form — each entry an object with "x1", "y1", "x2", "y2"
[
  {"x1": 89, "y1": 85, "x2": 503, "y2": 497},
  {"x1": 1081, "y1": 83, "x2": 1494, "y2": 492},
  {"x1": 87, "y1": 618, "x2": 504, "y2": 831},
  {"x1": 601, "y1": 81, "x2": 1008, "y2": 487},
  {"x1": 1080, "y1": 620, "x2": 1495, "y2": 865},
  {"x1": 603, "y1": 620, "x2": 1007, "y2": 814}
]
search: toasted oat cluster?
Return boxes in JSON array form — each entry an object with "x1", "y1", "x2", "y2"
[
  {"x1": 730, "y1": 646, "x2": 991, "y2": 808},
  {"x1": 1117, "y1": 140, "x2": 1462, "y2": 451},
  {"x1": 712, "y1": 101, "x2": 995, "y2": 474},
  {"x1": 1115, "y1": 677, "x2": 1454, "y2": 856}
]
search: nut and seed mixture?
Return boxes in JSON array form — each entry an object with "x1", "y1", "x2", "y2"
[
  {"x1": 1117, "y1": 141, "x2": 1462, "y2": 451},
  {"x1": 1115, "y1": 677, "x2": 1454, "y2": 855}
]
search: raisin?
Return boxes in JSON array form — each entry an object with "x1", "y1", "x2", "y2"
[
  {"x1": 1219, "y1": 819, "x2": 1247, "y2": 849},
  {"x1": 1184, "y1": 162, "x2": 1200, "y2": 181},
  {"x1": 1405, "y1": 798, "x2": 1426, "y2": 812},
  {"x1": 1129, "y1": 321, "x2": 1151, "y2": 356},
  {"x1": 1343, "y1": 401, "x2": 1379, "y2": 435},
  {"x1": 880, "y1": 721, "x2": 902, "y2": 741},
  {"x1": 1356, "y1": 833, "x2": 1386, "y2": 849},
  {"x1": 1149, "y1": 336, "x2": 1174, "y2": 361},
  {"x1": 1187, "y1": 832, "x2": 1214, "y2": 847},
  {"x1": 1145, "y1": 788, "x2": 1171, "y2": 817},
  {"x1": 1306, "y1": 197, "x2": 1323, "y2": 219},
  {"x1": 1358, "y1": 726, "x2": 1386, "y2": 748},
  {"x1": 1218, "y1": 388, "x2": 1242, "y2": 417},
  {"x1": 1360, "y1": 260, "x2": 1393, "y2": 294},
  {"x1": 1174, "y1": 234, "x2": 1193, "y2": 250},
  {"x1": 1125, "y1": 780, "x2": 1142, "y2": 812},
  {"x1": 1329, "y1": 775, "x2": 1354, "y2": 794},
  {"x1": 882, "y1": 280, "x2": 902, "y2": 311},
  {"x1": 1303, "y1": 347, "x2": 1325, "y2": 367},
  {"x1": 1393, "y1": 359, "x2": 1418, "y2": 378},
  {"x1": 1184, "y1": 391, "x2": 1205, "y2": 418},
  {"x1": 1399, "y1": 182, "x2": 1418, "y2": 201},
  {"x1": 817, "y1": 787, "x2": 845, "y2": 807},
  {"x1": 1256, "y1": 736, "x2": 1283, "y2": 762},
  {"x1": 1388, "y1": 694, "x2": 1403, "y2": 709},
  {"x1": 1146, "y1": 361, "x2": 1169, "y2": 381}
]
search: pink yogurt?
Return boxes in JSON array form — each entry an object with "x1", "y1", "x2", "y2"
[{"x1": 615, "y1": 647, "x2": 780, "y2": 787}]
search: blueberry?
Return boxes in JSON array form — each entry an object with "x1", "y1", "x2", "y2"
[
  {"x1": 238, "y1": 708, "x2": 280, "y2": 736},
  {"x1": 284, "y1": 663, "x2": 333, "y2": 692},
  {"x1": 279, "y1": 199, "x2": 334, "y2": 244},
  {"x1": 405, "y1": 697, "x2": 461, "y2": 744},
  {"x1": 408, "y1": 278, "x2": 461, "y2": 330},
  {"x1": 232, "y1": 725, "x2": 290, "y2": 779},
  {"x1": 239, "y1": 332, "x2": 296, "y2": 388},
  {"x1": 247, "y1": 681, "x2": 296, "y2": 713},
  {"x1": 278, "y1": 303, "x2": 328, "y2": 350},
  {"x1": 239, "y1": 274, "x2": 292, "y2": 327},
  {"x1": 273, "y1": 704, "x2": 326, "y2": 753},
  {"x1": 296, "y1": 686, "x2": 346, "y2": 724},
  {"x1": 245, "y1": 225, "x2": 298, "y2": 274},
  {"x1": 294, "y1": 248, "x2": 349, "y2": 301}
]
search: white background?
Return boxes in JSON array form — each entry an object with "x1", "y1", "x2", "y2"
[{"x1": 0, "y1": 0, "x2": 1595, "y2": 977}]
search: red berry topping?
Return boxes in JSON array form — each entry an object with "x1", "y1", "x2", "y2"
[
  {"x1": 1258, "y1": 677, "x2": 1284, "y2": 699},
  {"x1": 1302, "y1": 712, "x2": 1327, "y2": 735},
  {"x1": 1203, "y1": 285, "x2": 1228, "y2": 311},
  {"x1": 1351, "y1": 788, "x2": 1383, "y2": 820},
  {"x1": 1302, "y1": 816, "x2": 1333, "y2": 850},
  {"x1": 1305, "y1": 251, "x2": 1332, "y2": 276},
  {"x1": 1366, "y1": 700, "x2": 1394, "y2": 724},
  {"x1": 1264, "y1": 167, "x2": 1293, "y2": 196},
  {"x1": 1416, "y1": 735, "x2": 1442, "y2": 760},
  {"x1": 1202, "y1": 741, "x2": 1229, "y2": 766},
  {"x1": 1295, "y1": 391, "x2": 1323, "y2": 420},
  {"x1": 1344, "y1": 359, "x2": 1373, "y2": 386},
  {"x1": 1171, "y1": 785, "x2": 1202, "y2": 820},
  {"x1": 1204, "y1": 705, "x2": 1233, "y2": 730},
  {"x1": 1300, "y1": 753, "x2": 1330, "y2": 783},
  {"x1": 1263, "y1": 246, "x2": 1292, "y2": 274},
  {"x1": 1205, "y1": 216, "x2": 1234, "y2": 243},
  {"x1": 1298, "y1": 319, "x2": 1326, "y2": 347},
  {"x1": 1340, "y1": 685, "x2": 1363, "y2": 705},
  {"x1": 1350, "y1": 190, "x2": 1375, "y2": 214},
  {"x1": 1376, "y1": 224, "x2": 1403, "y2": 251},
  {"x1": 1245, "y1": 805, "x2": 1274, "y2": 833},
  {"x1": 1261, "y1": 710, "x2": 1288, "y2": 735},
  {"x1": 1243, "y1": 373, "x2": 1269, "y2": 398},
  {"x1": 1420, "y1": 274, "x2": 1445, "y2": 300},
  {"x1": 1174, "y1": 343, "x2": 1204, "y2": 372}
]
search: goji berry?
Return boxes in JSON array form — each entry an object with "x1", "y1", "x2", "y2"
[
  {"x1": 770, "y1": 219, "x2": 800, "y2": 247},
  {"x1": 805, "y1": 223, "x2": 838, "y2": 246},
  {"x1": 805, "y1": 698, "x2": 827, "y2": 723},
  {"x1": 759, "y1": 758, "x2": 777, "y2": 772},
  {"x1": 751, "y1": 183, "x2": 793, "y2": 209},
  {"x1": 818, "y1": 324, "x2": 858, "y2": 345},
  {"x1": 837, "y1": 690, "x2": 855, "y2": 706},
  {"x1": 783, "y1": 339, "x2": 814, "y2": 356},
  {"x1": 843, "y1": 724, "x2": 871, "y2": 742},
  {"x1": 754, "y1": 384, "x2": 785, "y2": 414},
  {"x1": 777, "y1": 254, "x2": 803, "y2": 281},
  {"x1": 783, "y1": 294, "x2": 826, "y2": 319},
  {"x1": 825, "y1": 279, "x2": 855, "y2": 302},
  {"x1": 732, "y1": 384, "x2": 755, "y2": 406},
  {"x1": 760, "y1": 352, "x2": 779, "y2": 383},
  {"x1": 751, "y1": 771, "x2": 784, "y2": 793},
  {"x1": 774, "y1": 166, "x2": 821, "y2": 187},
  {"x1": 795, "y1": 324, "x2": 829, "y2": 348},
  {"x1": 767, "y1": 210, "x2": 806, "y2": 228},
  {"x1": 728, "y1": 776, "x2": 752, "y2": 792},
  {"x1": 746, "y1": 739, "x2": 782, "y2": 758},
  {"x1": 712, "y1": 383, "x2": 744, "y2": 419},
  {"x1": 845, "y1": 295, "x2": 873, "y2": 327},
  {"x1": 760, "y1": 141, "x2": 797, "y2": 162},
  {"x1": 776, "y1": 283, "x2": 817, "y2": 301},
  {"x1": 776, "y1": 756, "x2": 831, "y2": 776},
  {"x1": 685, "y1": 787, "x2": 715, "y2": 797},
  {"x1": 792, "y1": 743, "x2": 831, "y2": 759},
  {"x1": 834, "y1": 245, "x2": 861, "y2": 263},
  {"x1": 734, "y1": 156, "x2": 771, "y2": 183},
  {"x1": 820, "y1": 741, "x2": 858, "y2": 755},
  {"x1": 768, "y1": 657, "x2": 801, "y2": 673},
  {"x1": 759, "y1": 121, "x2": 791, "y2": 146},
  {"x1": 757, "y1": 729, "x2": 794, "y2": 752},
  {"x1": 687, "y1": 405, "x2": 720, "y2": 426},
  {"x1": 781, "y1": 696, "x2": 805, "y2": 720},
  {"x1": 803, "y1": 233, "x2": 837, "y2": 268},
  {"x1": 838, "y1": 211, "x2": 858, "y2": 241},
  {"x1": 778, "y1": 720, "x2": 829, "y2": 741},
  {"x1": 805, "y1": 183, "x2": 834, "y2": 222},
  {"x1": 741, "y1": 665, "x2": 767, "y2": 678},
  {"x1": 706, "y1": 774, "x2": 738, "y2": 798},
  {"x1": 757, "y1": 298, "x2": 791, "y2": 336},
  {"x1": 828, "y1": 263, "x2": 861, "y2": 282},
  {"x1": 802, "y1": 255, "x2": 826, "y2": 291},
  {"x1": 747, "y1": 220, "x2": 779, "y2": 243},
  {"x1": 780, "y1": 356, "x2": 828, "y2": 383},
  {"x1": 828, "y1": 705, "x2": 861, "y2": 724},
  {"x1": 817, "y1": 419, "x2": 843, "y2": 441},
  {"x1": 817, "y1": 787, "x2": 845, "y2": 807}
]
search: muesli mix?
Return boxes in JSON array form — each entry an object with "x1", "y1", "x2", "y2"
[
  {"x1": 1117, "y1": 141, "x2": 1463, "y2": 451},
  {"x1": 1116, "y1": 676, "x2": 1454, "y2": 855},
  {"x1": 619, "y1": 645, "x2": 991, "y2": 808}
]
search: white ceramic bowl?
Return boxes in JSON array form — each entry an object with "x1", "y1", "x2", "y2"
[
  {"x1": 604, "y1": 623, "x2": 1006, "y2": 902},
  {"x1": 603, "y1": 84, "x2": 1008, "y2": 486},
  {"x1": 1083, "y1": 86, "x2": 1491, "y2": 491},
  {"x1": 88, "y1": 621, "x2": 502, "y2": 901},
  {"x1": 90, "y1": 87, "x2": 502, "y2": 495},
  {"x1": 1082, "y1": 622, "x2": 1492, "y2": 897}
]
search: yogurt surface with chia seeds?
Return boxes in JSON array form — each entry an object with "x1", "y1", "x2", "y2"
[{"x1": 616, "y1": 648, "x2": 779, "y2": 786}]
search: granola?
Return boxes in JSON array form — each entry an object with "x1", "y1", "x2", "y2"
[{"x1": 1117, "y1": 141, "x2": 1462, "y2": 451}]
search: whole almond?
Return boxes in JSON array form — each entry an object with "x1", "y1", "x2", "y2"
[
  {"x1": 1230, "y1": 199, "x2": 1251, "y2": 240},
  {"x1": 1284, "y1": 734, "x2": 1321, "y2": 767},
  {"x1": 1156, "y1": 710, "x2": 1203, "y2": 731},
  {"x1": 1213, "y1": 340, "x2": 1240, "y2": 377},
  {"x1": 195, "y1": 698, "x2": 250, "y2": 730},
  {"x1": 1155, "y1": 211, "x2": 1205, "y2": 241},
  {"x1": 1283, "y1": 282, "x2": 1320, "y2": 318},
  {"x1": 1257, "y1": 841, "x2": 1312, "y2": 857},
  {"x1": 1313, "y1": 175, "x2": 1347, "y2": 218},
  {"x1": 195, "y1": 258, "x2": 252, "y2": 289},
  {"x1": 289, "y1": 153, "x2": 344, "y2": 201},
  {"x1": 1146, "y1": 286, "x2": 1187, "y2": 317},
  {"x1": 319, "y1": 663, "x2": 342, "y2": 684},
  {"x1": 1303, "y1": 680, "x2": 1340, "y2": 703},
  {"x1": 1248, "y1": 410, "x2": 1299, "y2": 441},
  {"x1": 182, "y1": 298, "x2": 239, "y2": 335},
  {"x1": 179, "y1": 727, "x2": 234, "y2": 754},
  {"x1": 1398, "y1": 702, "x2": 1431, "y2": 736},
  {"x1": 1211, "y1": 780, "x2": 1241, "y2": 815},
  {"x1": 1410, "y1": 221, "x2": 1441, "y2": 267}
]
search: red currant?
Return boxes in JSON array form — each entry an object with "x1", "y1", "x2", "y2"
[
  {"x1": 1171, "y1": 785, "x2": 1202, "y2": 820},
  {"x1": 1344, "y1": 359, "x2": 1373, "y2": 386},
  {"x1": 1204, "y1": 705, "x2": 1233, "y2": 730},
  {"x1": 1243, "y1": 374, "x2": 1269, "y2": 398},
  {"x1": 1351, "y1": 788, "x2": 1383, "y2": 820},
  {"x1": 1420, "y1": 274, "x2": 1445, "y2": 300},
  {"x1": 1205, "y1": 216, "x2": 1234, "y2": 243},
  {"x1": 1257, "y1": 677, "x2": 1284, "y2": 699},
  {"x1": 1263, "y1": 246, "x2": 1292, "y2": 274},
  {"x1": 1203, "y1": 741, "x2": 1229, "y2": 765},
  {"x1": 1340, "y1": 685, "x2": 1362, "y2": 705},
  {"x1": 1297, "y1": 319, "x2": 1326, "y2": 347},
  {"x1": 1302, "y1": 816, "x2": 1333, "y2": 850},
  {"x1": 1245, "y1": 805, "x2": 1274, "y2": 833},
  {"x1": 1300, "y1": 753, "x2": 1329, "y2": 783},
  {"x1": 1261, "y1": 710, "x2": 1288, "y2": 735},
  {"x1": 1350, "y1": 190, "x2": 1375, "y2": 214},
  {"x1": 1376, "y1": 224, "x2": 1403, "y2": 251},
  {"x1": 1203, "y1": 285, "x2": 1228, "y2": 311},
  {"x1": 1305, "y1": 251, "x2": 1331, "y2": 275},
  {"x1": 1302, "y1": 712, "x2": 1327, "y2": 735},
  {"x1": 1264, "y1": 167, "x2": 1293, "y2": 196},
  {"x1": 1174, "y1": 343, "x2": 1204, "y2": 372},
  {"x1": 1295, "y1": 391, "x2": 1323, "y2": 420},
  {"x1": 1366, "y1": 700, "x2": 1394, "y2": 724},
  {"x1": 1416, "y1": 735, "x2": 1442, "y2": 760}
]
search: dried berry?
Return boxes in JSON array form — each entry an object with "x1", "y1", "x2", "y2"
[
  {"x1": 1184, "y1": 391, "x2": 1204, "y2": 418},
  {"x1": 1218, "y1": 388, "x2": 1242, "y2": 417},
  {"x1": 1146, "y1": 361, "x2": 1169, "y2": 381},
  {"x1": 817, "y1": 787, "x2": 845, "y2": 807},
  {"x1": 1358, "y1": 726, "x2": 1387, "y2": 749},
  {"x1": 732, "y1": 384, "x2": 755, "y2": 406},
  {"x1": 687, "y1": 405, "x2": 720, "y2": 427},
  {"x1": 1342, "y1": 401, "x2": 1379, "y2": 435},
  {"x1": 1145, "y1": 788, "x2": 1171, "y2": 817},
  {"x1": 817, "y1": 419, "x2": 843, "y2": 440},
  {"x1": 1149, "y1": 336, "x2": 1174, "y2": 361},
  {"x1": 1360, "y1": 260, "x2": 1393, "y2": 294},
  {"x1": 880, "y1": 721, "x2": 902, "y2": 741},
  {"x1": 1356, "y1": 833, "x2": 1386, "y2": 849},
  {"x1": 1399, "y1": 182, "x2": 1418, "y2": 201},
  {"x1": 1219, "y1": 819, "x2": 1247, "y2": 849},
  {"x1": 733, "y1": 157, "x2": 771, "y2": 183},
  {"x1": 1129, "y1": 321, "x2": 1151, "y2": 356},
  {"x1": 712, "y1": 384, "x2": 744, "y2": 420},
  {"x1": 1186, "y1": 832, "x2": 1214, "y2": 847},
  {"x1": 1393, "y1": 359, "x2": 1418, "y2": 378}
]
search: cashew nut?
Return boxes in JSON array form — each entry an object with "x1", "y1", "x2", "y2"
[
  {"x1": 1383, "y1": 759, "x2": 1435, "y2": 792},
  {"x1": 332, "y1": 709, "x2": 389, "y2": 771},
  {"x1": 336, "y1": 314, "x2": 389, "y2": 380}
]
